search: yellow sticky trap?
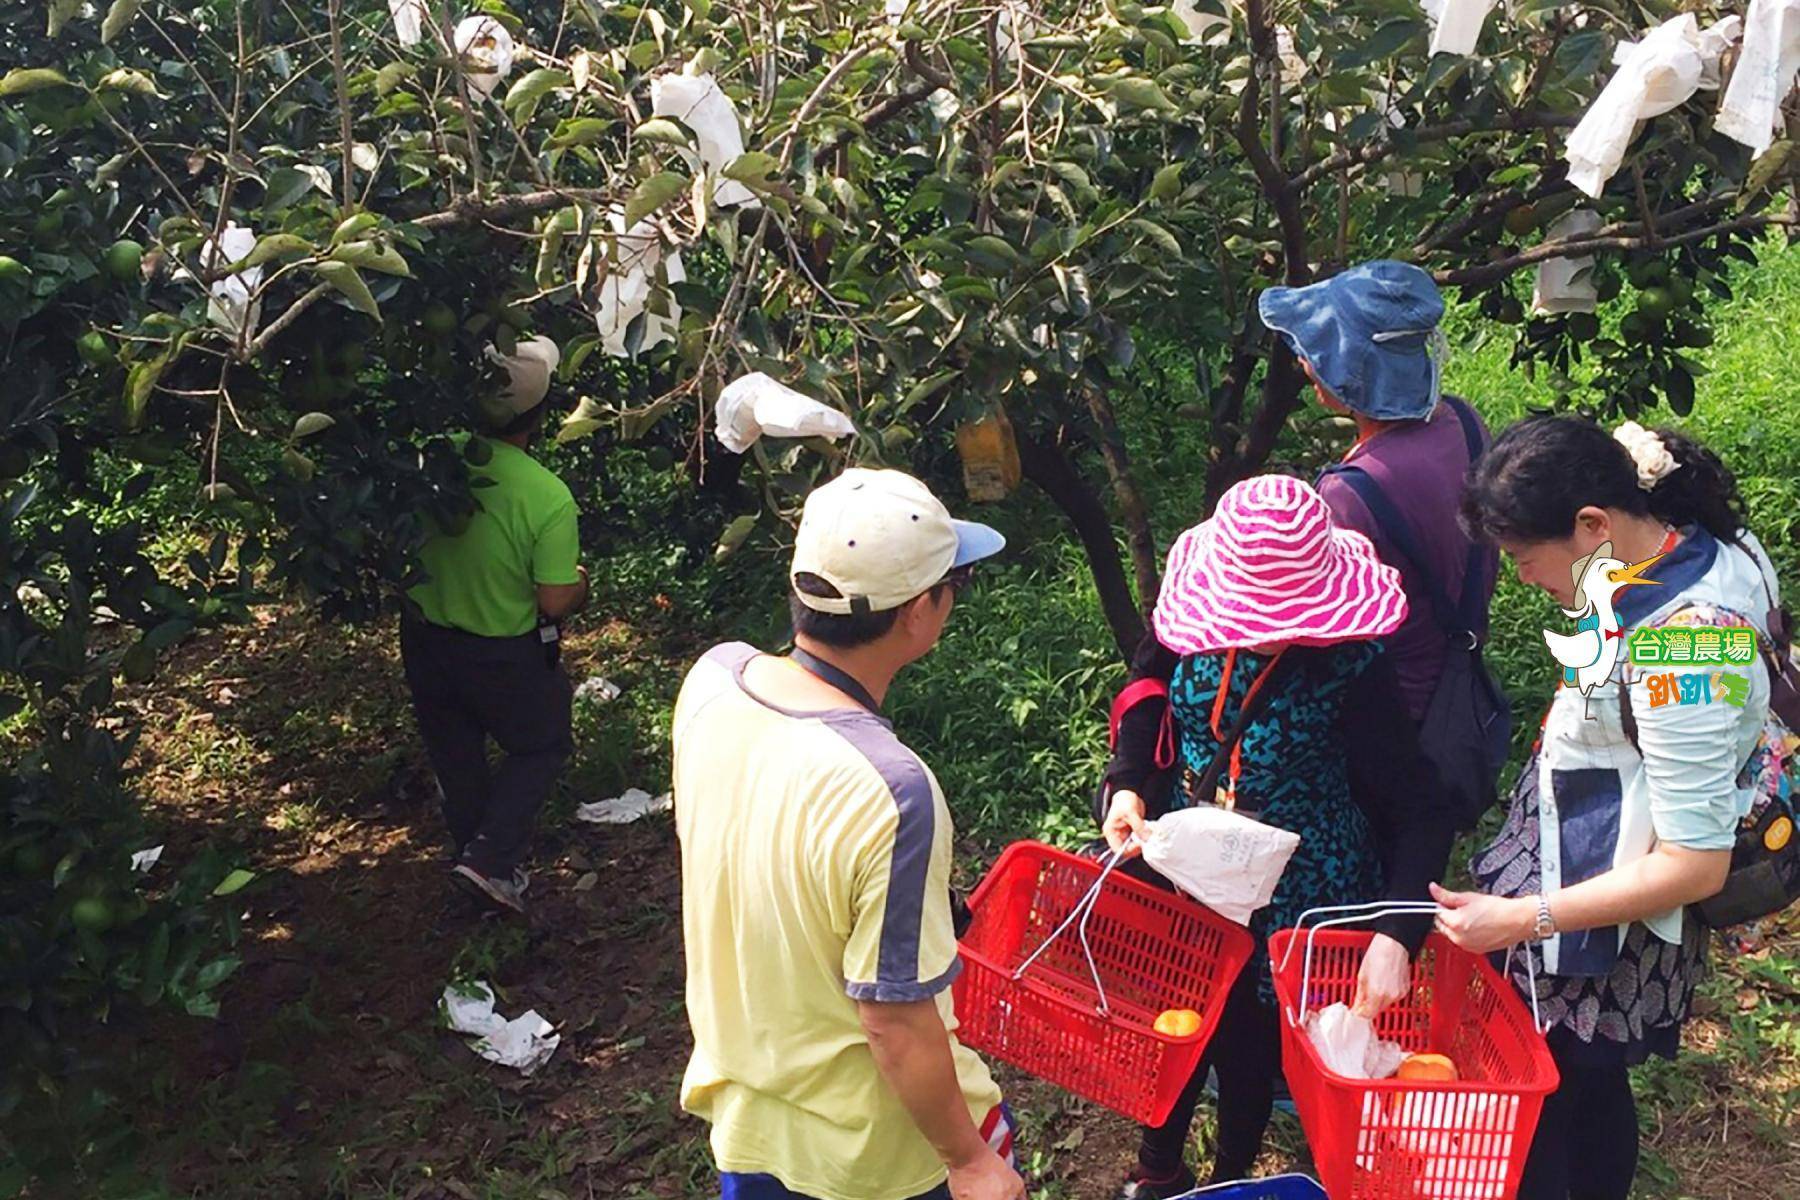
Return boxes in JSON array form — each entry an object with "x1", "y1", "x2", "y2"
[{"x1": 1764, "y1": 815, "x2": 1793, "y2": 853}]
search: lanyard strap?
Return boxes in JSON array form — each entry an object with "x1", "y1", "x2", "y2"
[
  {"x1": 790, "y1": 646, "x2": 882, "y2": 714},
  {"x1": 1207, "y1": 647, "x2": 1290, "y2": 806}
]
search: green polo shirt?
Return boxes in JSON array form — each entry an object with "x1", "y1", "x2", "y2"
[{"x1": 408, "y1": 435, "x2": 580, "y2": 638}]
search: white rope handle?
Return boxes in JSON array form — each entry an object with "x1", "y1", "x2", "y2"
[
  {"x1": 1010, "y1": 845, "x2": 1129, "y2": 1016},
  {"x1": 1280, "y1": 902, "x2": 1551, "y2": 1035},
  {"x1": 1502, "y1": 942, "x2": 1549, "y2": 1035},
  {"x1": 1284, "y1": 903, "x2": 1441, "y2": 1026}
]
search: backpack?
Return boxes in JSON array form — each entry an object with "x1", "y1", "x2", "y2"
[
  {"x1": 1617, "y1": 595, "x2": 1800, "y2": 930},
  {"x1": 1318, "y1": 398, "x2": 1511, "y2": 830}
]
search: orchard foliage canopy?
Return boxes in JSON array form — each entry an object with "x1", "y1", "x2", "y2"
[
  {"x1": 3, "y1": 0, "x2": 1795, "y2": 651},
  {"x1": 1, "y1": 0, "x2": 1798, "y2": 1144}
]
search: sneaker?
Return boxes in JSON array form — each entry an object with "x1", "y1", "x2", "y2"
[
  {"x1": 452, "y1": 863, "x2": 527, "y2": 915},
  {"x1": 1113, "y1": 1166, "x2": 1197, "y2": 1200}
]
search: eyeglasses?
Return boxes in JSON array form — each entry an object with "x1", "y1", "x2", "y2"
[{"x1": 938, "y1": 565, "x2": 976, "y2": 596}]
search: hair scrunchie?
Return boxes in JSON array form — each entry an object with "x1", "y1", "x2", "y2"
[{"x1": 1613, "y1": 420, "x2": 1681, "y2": 491}]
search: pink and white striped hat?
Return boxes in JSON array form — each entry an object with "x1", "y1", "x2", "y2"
[{"x1": 1152, "y1": 473, "x2": 1408, "y2": 655}]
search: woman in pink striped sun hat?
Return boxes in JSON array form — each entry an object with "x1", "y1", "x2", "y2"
[
  {"x1": 1093, "y1": 473, "x2": 1454, "y2": 1200},
  {"x1": 1152, "y1": 472, "x2": 1408, "y2": 654}
]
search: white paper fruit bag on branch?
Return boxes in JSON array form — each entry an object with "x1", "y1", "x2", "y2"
[{"x1": 1138, "y1": 806, "x2": 1299, "y2": 926}]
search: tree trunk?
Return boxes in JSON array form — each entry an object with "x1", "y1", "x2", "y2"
[
  {"x1": 1204, "y1": 342, "x2": 1307, "y2": 503},
  {"x1": 1011, "y1": 417, "x2": 1145, "y2": 660},
  {"x1": 1083, "y1": 387, "x2": 1159, "y2": 620}
]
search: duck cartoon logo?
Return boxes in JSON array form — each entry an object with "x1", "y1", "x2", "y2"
[{"x1": 1542, "y1": 540, "x2": 1664, "y2": 710}]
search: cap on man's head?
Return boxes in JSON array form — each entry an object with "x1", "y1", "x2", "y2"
[
  {"x1": 481, "y1": 335, "x2": 562, "y2": 426},
  {"x1": 791, "y1": 469, "x2": 1006, "y2": 614}
]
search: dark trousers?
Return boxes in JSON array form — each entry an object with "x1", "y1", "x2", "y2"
[
  {"x1": 400, "y1": 618, "x2": 572, "y2": 876},
  {"x1": 1137, "y1": 960, "x2": 1281, "y2": 1184},
  {"x1": 1516, "y1": 1034, "x2": 1639, "y2": 1200},
  {"x1": 720, "y1": 1175, "x2": 947, "y2": 1200}
]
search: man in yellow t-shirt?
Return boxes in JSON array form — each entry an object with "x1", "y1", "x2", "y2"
[
  {"x1": 402, "y1": 336, "x2": 588, "y2": 915},
  {"x1": 673, "y1": 469, "x2": 1021, "y2": 1200}
]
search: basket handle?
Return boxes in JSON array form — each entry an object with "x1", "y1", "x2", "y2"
[
  {"x1": 1280, "y1": 902, "x2": 1549, "y2": 1035},
  {"x1": 1009, "y1": 844, "x2": 1130, "y2": 1017},
  {"x1": 1282, "y1": 903, "x2": 1441, "y2": 1026}
]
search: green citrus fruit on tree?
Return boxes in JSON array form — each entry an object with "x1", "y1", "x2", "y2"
[
  {"x1": 103, "y1": 239, "x2": 144, "y2": 284},
  {"x1": 463, "y1": 437, "x2": 493, "y2": 466},
  {"x1": 1503, "y1": 204, "x2": 1538, "y2": 236},
  {"x1": 76, "y1": 330, "x2": 113, "y2": 367},
  {"x1": 0, "y1": 443, "x2": 30, "y2": 481},
  {"x1": 1495, "y1": 295, "x2": 1524, "y2": 325},
  {"x1": 12, "y1": 843, "x2": 50, "y2": 878},
  {"x1": 422, "y1": 302, "x2": 458, "y2": 336},
  {"x1": 1637, "y1": 287, "x2": 1674, "y2": 320},
  {"x1": 70, "y1": 896, "x2": 114, "y2": 934},
  {"x1": 1595, "y1": 273, "x2": 1622, "y2": 303},
  {"x1": 1567, "y1": 312, "x2": 1601, "y2": 340}
]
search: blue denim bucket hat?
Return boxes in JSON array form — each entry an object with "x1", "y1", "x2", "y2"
[{"x1": 1257, "y1": 260, "x2": 1446, "y2": 421}]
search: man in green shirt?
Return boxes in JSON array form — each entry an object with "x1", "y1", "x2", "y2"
[{"x1": 402, "y1": 335, "x2": 588, "y2": 914}]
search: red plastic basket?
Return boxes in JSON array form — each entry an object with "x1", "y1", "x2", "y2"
[
  {"x1": 953, "y1": 841, "x2": 1254, "y2": 1125},
  {"x1": 1269, "y1": 928, "x2": 1560, "y2": 1200}
]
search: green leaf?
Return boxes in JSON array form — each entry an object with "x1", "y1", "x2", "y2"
[
  {"x1": 263, "y1": 166, "x2": 329, "y2": 212},
  {"x1": 330, "y1": 239, "x2": 410, "y2": 276},
  {"x1": 101, "y1": 0, "x2": 143, "y2": 43},
  {"x1": 281, "y1": 448, "x2": 315, "y2": 481},
  {"x1": 193, "y1": 955, "x2": 241, "y2": 991},
  {"x1": 548, "y1": 117, "x2": 614, "y2": 148},
  {"x1": 293, "y1": 412, "x2": 335, "y2": 438},
  {"x1": 314, "y1": 261, "x2": 381, "y2": 321},
  {"x1": 212, "y1": 868, "x2": 255, "y2": 897},
  {"x1": 376, "y1": 61, "x2": 416, "y2": 96},
  {"x1": 682, "y1": 0, "x2": 711, "y2": 20},
  {"x1": 0, "y1": 69, "x2": 74, "y2": 97},
  {"x1": 1106, "y1": 77, "x2": 1176, "y2": 113},
  {"x1": 1744, "y1": 139, "x2": 1795, "y2": 200},
  {"x1": 722, "y1": 151, "x2": 782, "y2": 187},
  {"x1": 46, "y1": 0, "x2": 80, "y2": 37},
  {"x1": 124, "y1": 354, "x2": 169, "y2": 430},
  {"x1": 1129, "y1": 218, "x2": 1183, "y2": 258},
  {"x1": 623, "y1": 171, "x2": 689, "y2": 228},
  {"x1": 331, "y1": 212, "x2": 380, "y2": 245},
  {"x1": 503, "y1": 67, "x2": 569, "y2": 117},
  {"x1": 1150, "y1": 162, "x2": 1183, "y2": 203},
  {"x1": 245, "y1": 233, "x2": 314, "y2": 267},
  {"x1": 1337, "y1": 18, "x2": 1422, "y2": 69},
  {"x1": 634, "y1": 117, "x2": 691, "y2": 145},
  {"x1": 555, "y1": 417, "x2": 602, "y2": 445},
  {"x1": 899, "y1": 369, "x2": 959, "y2": 412},
  {"x1": 98, "y1": 68, "x2": 160, "y2": 97},
  {"x1": 714, "y1": 514, "x2": 757, "y2": 560}
]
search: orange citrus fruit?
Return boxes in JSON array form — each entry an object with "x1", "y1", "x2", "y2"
[
  {"x1": 1153, "y1": 1008, "x2": 1202, "y2": 1038},
  {"x1": 1396, "y1": 1053, "x2": 1460, "y2": 1082}
]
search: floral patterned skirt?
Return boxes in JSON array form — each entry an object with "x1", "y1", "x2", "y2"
[{"x1": 1472, "y1": 753, "x2": 1708, "y2": 1066}]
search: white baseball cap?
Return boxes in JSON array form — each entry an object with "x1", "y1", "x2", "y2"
[
  {"x1": 484, "y1": 335, "x2": 562, "y2": 416},
  {"x1": 791, "y1": 469, "x2": 1006, "y2": 614}
]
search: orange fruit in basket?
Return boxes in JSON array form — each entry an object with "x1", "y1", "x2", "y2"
[
  {"x1": 1396, "y1": 1053, "x2": 1460, "y2": 1082},
  {"x1": 1153, "y1": 1008, "x2": 1202, "y2": 1037}
]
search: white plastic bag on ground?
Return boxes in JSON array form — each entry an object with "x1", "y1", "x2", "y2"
[
  {"x1": 1304, "y1": 1003, "x2": 1406, "y2": 1079},
  {"x1": 576, "y1": 788, "x2": 672, "y2": 824},
  {"x1": 1532, "y1": 210, "x2": 1602, "y2": 315},
  {"x1": 714, "y1": 373, "x2": 856, "y2": 454},
  {"x1": 1566, "y1": 15, "x2": 1706, "y2": 197},
  {"x1": 1137, "y1": 806, "x2": 1299, "y2": 926},
  {"x1": 130, "y1": 845, "x2": 164, "y2": 873},
  {"x1": 1422, "y1": 0, "x2": 1496, "y2": 58},
  {"x1": 651, "y1": 71, "x2": 760, "y2": 209},
  {"x1": 1718, "y1": 0, "x2": 1800, "y2": 155},
  {"x1": 441, "y1": 981, "x2": 561, "y2": 1075}
]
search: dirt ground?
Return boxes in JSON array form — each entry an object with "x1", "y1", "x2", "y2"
[{"x1": 97, "y1": 609, "x2": 1799, "y2": 1199}]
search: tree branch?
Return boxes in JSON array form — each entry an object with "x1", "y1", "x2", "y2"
[
  {"x1": 246, "y1": 283, "x2": 332, "y2": 358},
  {"x1": 1436, "y1": 213, "x2": 1795, "y2": 287},
  {"x1": 812, "y1": 40, "x2": 950, "y2": 160},
  {"x1": 412, "y1": 187, "x2": 618, "y2": 228},
  {"x1": 1290, "y1": 111, "x2": 1580, "y2": 193},
  {"x1": 1237, "y1": 0, "x2": 1310, "y2": 286},
  {"x1": 328, "y1": 0, "x2": 355, "y2": 210}
]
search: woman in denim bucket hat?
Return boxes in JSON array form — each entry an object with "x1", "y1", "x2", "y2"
[{"x1": 1261, "y1": 261, "x2": 1508, "y2": 832}]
